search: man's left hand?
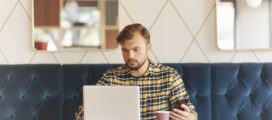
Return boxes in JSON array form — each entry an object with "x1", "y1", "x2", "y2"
[{"x1": 170, "y1": 104, "x2": 197, "y2": 120}]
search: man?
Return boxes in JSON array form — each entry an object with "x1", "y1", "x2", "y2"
[{"x1": 96, "y1": 23, "x2": 197, "y2": 120}]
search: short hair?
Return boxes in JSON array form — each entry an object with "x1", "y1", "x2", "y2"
[{"x1": 116, "y1": 23, "x2": 150, "y2": 44}]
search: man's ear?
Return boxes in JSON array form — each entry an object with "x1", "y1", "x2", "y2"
[{"x1": 147, "y1": 43, "x2": 152, "y2": 51}]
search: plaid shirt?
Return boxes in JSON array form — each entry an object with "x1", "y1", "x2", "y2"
[{"x1": 96, "y1": 60, "x2": 197, "y2": 120}]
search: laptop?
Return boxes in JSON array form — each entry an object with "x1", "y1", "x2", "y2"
[{"x1": 83, "y1": 86, "x2": 140, "y2": 120}]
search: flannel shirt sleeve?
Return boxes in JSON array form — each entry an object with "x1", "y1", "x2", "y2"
[{"x1": 96, "y1": 70, "x2": 112, "y2": 86}]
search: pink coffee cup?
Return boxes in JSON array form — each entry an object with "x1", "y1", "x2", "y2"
[{"x1": 156, "y1": 111, "x2": 170, "y2": 120}]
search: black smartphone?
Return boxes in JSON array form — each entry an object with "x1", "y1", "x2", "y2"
[{"x1": 174, "y1": 97, "x2": 189, "y2": 111}]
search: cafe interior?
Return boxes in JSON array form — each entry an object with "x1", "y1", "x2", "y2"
[{"x1": 0, "y1": 0, "x2": 272, "y2": 120}]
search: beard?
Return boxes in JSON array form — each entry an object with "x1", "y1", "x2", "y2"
[{"x1": 125, "y1": 57, "x2": 148, "y2": 70}]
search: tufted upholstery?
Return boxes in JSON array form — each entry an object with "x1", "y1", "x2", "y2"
[
  {"x1": 0, "y1": 65, "x2": 62, "y2": 120},
  {"x1": 0, "y1": 63, "x2": 272, "y2": 120},
  {"x1": 211, "y1": 63, "x2": 272, "y2": 120}
]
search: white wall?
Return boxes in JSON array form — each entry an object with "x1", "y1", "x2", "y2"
[
  {"x1": 0, "y1": 0, "x2": 272, "y2": 64},
  {"x1": 237, "y1": 0, "x2": 270, "y2": 49}
]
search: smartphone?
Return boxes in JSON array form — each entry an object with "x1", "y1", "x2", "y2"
[{"x1": 174, "y1": 97, "x2": 189, "y2": 111}]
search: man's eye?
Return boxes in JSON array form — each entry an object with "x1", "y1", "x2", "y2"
[{"x1": 122, "y1": 49, "x2": 128, "y2": 52}]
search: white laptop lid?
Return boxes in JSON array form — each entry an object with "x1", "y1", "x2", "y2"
[{"x1": 83, "y1": 86, "x2": 140, "y2": 120}]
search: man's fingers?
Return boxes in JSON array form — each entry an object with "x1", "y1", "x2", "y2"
[
  {"x1": 170, "y1": 111, "x2": 186, "y2": 120},
  {"x1": 181, "y1": 104, "x2": 191, "y2": 113},
  {"x1": 173, "y1": 108, "x2": 189, "y2": 117},
  {"x1": 170, "y1": 114, "x2": 180, "y2": 120},
  {"x1": 169, "y1": 113, "x2": 179, "y2": 120}
]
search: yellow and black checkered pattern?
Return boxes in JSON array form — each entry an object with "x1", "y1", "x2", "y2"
[{"x1": 96, "y1": 61, "x2": 197, "y2": 120}]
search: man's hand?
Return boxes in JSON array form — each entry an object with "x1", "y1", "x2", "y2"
[{"x1": 170, "y1": 104, "x2": 197, "y2": 120}]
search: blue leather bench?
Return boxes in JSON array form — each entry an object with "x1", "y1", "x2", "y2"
[{"x1": 0, "y1": 63, "x2": 271, "y2": 120}]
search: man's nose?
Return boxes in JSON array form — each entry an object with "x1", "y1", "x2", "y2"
[{"x1": 128, "y1": 51, "x2": 135, "y2": 59}]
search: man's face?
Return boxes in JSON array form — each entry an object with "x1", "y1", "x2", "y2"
[{"x1": 121, "y1": 32, "x2": 151, "y2": 70}]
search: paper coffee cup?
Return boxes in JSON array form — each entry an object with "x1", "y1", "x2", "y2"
[{"x1": 156, "y1": 111, "x2": 170, "y2": 120}]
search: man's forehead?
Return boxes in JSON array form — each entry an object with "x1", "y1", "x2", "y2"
[
  {"x1": 121, "y1": 41, "x2": 146, "y2": 48},
  {"x1": 121, "y1": 45, "x2": 142, "y2": 49}
]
